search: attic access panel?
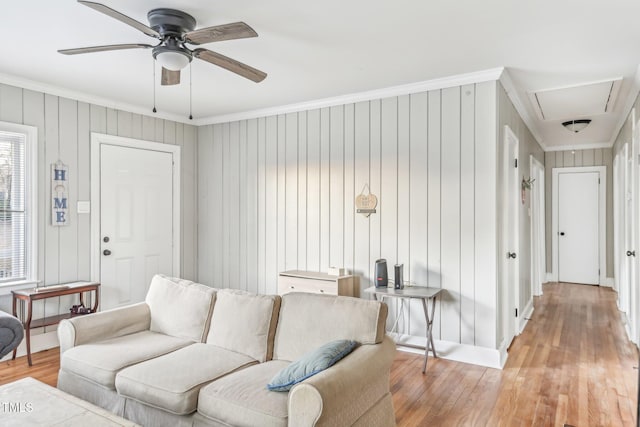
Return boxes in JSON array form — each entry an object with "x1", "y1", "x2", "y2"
[{"x1": 532, "y1": 79, "x2": 621, "y2": 121}]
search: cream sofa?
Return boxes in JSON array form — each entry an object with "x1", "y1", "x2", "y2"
[{"x1": 57, "y1": 275, "x2": 396, "y2": 427}]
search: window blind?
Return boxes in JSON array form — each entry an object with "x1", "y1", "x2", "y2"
[{"x1": 0, "y1": 131, "x2": 26, "y2": 282}]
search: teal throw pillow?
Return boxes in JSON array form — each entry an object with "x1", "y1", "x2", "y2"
[{"x1": 267, "y1": 339, "x2": 358, "y2": 392}]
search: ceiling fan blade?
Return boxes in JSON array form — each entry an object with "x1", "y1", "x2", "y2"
[
  {"x1": 161, "y1": 68, "x2": 181, "y2": 86},
  {"x1": 185, "y1": 22, "x2": 258, "y2": 45},
  {"x1": 78, "y1": 1, "x2": 159, "y2": 38},
  {"x1": 58, "y1": 43, "x2": 152, "y2": 55},
  {"x1": 193, "y1": 48, "x2": 266, "y2": 83}
]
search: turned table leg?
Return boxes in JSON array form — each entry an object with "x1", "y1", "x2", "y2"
[
  {"x1": 11, "y1": 294, "x2": 18, "y2": 360},
  {"x1": 25, "y1": 299, "x2": 33, "y2": 366}
]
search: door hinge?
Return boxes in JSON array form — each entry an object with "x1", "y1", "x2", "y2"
[
  {"x1": 514, "y1": 158, "x2": 518, "y2": 168},
  {"x1": 515, "y1": 308, "x2": 518, "y2": 317},
  {"x1": 598, "y1": 177, "x2": 600, "y2": 184}
]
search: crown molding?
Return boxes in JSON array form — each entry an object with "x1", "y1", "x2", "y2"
[
  {"x1": 0, "y1": 72, "x2": 194, "y2": 126},
  {"x1": 195, "y1": 67, "x2": 505, "y2": 126},
  {"x1": 543, "y1": 141, "x2": 613, "y2": 152},
  {"x1": 498, "y1": 69, "x2": 547, "y2": 151}
]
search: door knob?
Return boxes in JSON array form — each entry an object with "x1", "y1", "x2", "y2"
[
  {"x1": 103, "y1": 249, "x2": 112, "y2": 256},
  {"x1": 627, "y1": 250, "x2": 636, "y2": 257},
  {"x1": 560, "y1": 232, "x2": 565, "y2": 236},
  {"x1": 507, "y1": 252, "x2": 517, "y2": 259},
  {"x1": 103, "y1": 236, "x2": 110, "y2": 243}
]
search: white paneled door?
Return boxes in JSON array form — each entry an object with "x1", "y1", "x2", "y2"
[
  {"x1": 501, "y1": 125, "x2": 519, "y2": 345},
  {"x1": 625, "y1": 137, "x2": 637, "y2": 341},
  {"x1": 633, "y1": 122, "x2": 640, "y2": 344},
  {"x1": 91, "y1": 134, "x2": 180, "y2": 311},
  {"x1": 100, "y1": 144, "x2": 173, "y2": 309},
  {"x1": 557, "y1": 172, "x2": 600, "y2": 285},
  {"x1": 614, "y1": 151, "x2": 627, "y2": 311}
]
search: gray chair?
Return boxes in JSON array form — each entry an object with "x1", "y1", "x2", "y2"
[{"x1": 0, "y1": 310, "x2": 24, "y2": 359}]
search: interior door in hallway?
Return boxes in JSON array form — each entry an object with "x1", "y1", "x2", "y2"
[
  {"x1": 99, "y1": 143, "x2": 176, "y2": 310},
  {"x1": 557, "y1": 171, "x2": 599, "y2": 284},
  {"x1": 500, "y1": 126, "x2": 519, "y2": 345},
  {"x1": 625, "y1": 137, "x2": 637, "y2": 341}
]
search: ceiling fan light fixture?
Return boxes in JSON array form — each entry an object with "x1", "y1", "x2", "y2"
[
  {"x1": 153, "y1": 45, "x2": 192, "y2": 71},
  {"x1": 562, "y1": 119, "x2": 592, "y2": 133}
]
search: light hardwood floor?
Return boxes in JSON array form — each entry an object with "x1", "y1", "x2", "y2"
[
  {"x1": 0, "y1": 282, "x2": 637, "y2": 426},
  {"x1": 393, "y1": 282, "x2": 639, "y2": 426}
]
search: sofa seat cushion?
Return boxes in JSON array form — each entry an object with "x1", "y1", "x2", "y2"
[
  {"x1": 61, "y1": 331, "x2": 193, "y2": 389},
  {"x1": 198, "y1": 360, "x2": 290, "y2": 427},
  {"x1": 115, "y1": 343, "x2": 258, "y2": 415}
]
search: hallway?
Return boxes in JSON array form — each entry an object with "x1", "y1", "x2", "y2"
[{"x1": 391, "y1": 282, "x2": 639, "y2": 426}]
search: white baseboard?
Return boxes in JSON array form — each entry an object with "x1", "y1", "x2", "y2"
[
  {"x1": 542, "y1": 273, "x2": 614, "y2": 288},
  {"x1": 498, "y1": 339, "x2": 509, "y2": 368},
  {"x1": 601, "y1": 277, "x2": 614, "y2": 287},
  {"x1": 393, "y1": 333, "x2": 504, "y2": 369},
  {"x1": 0, "y1": 329, "x2": 59, "y2": 362},
  {"x1": 519, "y1": 300, "x2": 534, "y2": 334},
  {"x1": 617, "y1": 306, "x2": 637, "y2": 344}
]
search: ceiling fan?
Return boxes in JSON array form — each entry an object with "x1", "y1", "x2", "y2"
[{"x1": 58, "y1": 1, "x2": 267, "y2": 86}]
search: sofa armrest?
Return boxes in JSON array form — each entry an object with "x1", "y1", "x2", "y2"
[
  {"x1": 58, "y1": 302, "x2": 151, "y2": 354},
  {"x1": 288, "y1": 335, "x2": 396, "y2": 427},
  {"x1": 0, "y1": 311, "x2": 24, "y2": 359}
]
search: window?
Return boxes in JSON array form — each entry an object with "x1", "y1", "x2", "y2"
[{"x1": 0, "y1": 122, "x2": 37, "y2": 285}]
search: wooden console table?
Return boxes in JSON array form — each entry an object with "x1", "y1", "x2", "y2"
[
  {"x1": 12, "y1": 281, "x2": 100, "y2": 366},
  {"x1": 364, "y1": 285, "x2": 442, "y2": 373}
]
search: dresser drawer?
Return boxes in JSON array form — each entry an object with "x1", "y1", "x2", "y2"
[{"x1": 278, "y1": 276, "x2": 338, "y2": 296}]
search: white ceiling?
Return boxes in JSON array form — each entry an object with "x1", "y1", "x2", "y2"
[{"x1": 2, "y1": 0, "x2": 640, "y2": 150}]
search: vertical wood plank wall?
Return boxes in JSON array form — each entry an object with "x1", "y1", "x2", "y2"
[
  {"x1": 544, "y1": 147, "x2": 613, "y2": 276},
  {"x1": 198, "y1": 81, "x2": 500, "y2": 349},
  {"x1": 0, "y1": 83, "x2": 198, "y2": 322},
  {"x1": 497, "y1": 83, "x2": 545, "y2": 344}
]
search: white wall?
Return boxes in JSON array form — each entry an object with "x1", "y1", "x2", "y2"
[
  {"x1": 0, "y1": 83, "x2": 198, "y2": 322},
  {"x1": 198, "y1": 81, "x2": 501, "y2": 352},
  {"x1": 497, "y1": 82, "x2": 545, "y2": 343}
]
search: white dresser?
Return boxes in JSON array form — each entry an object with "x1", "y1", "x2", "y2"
[{"x1": 278, "y1": 270, "x2": 359, "y2": 297}]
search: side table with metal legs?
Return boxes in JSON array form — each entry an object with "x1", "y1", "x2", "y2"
[{"x1": 364, "y1": 286, "x2": 443, "y2": 373}]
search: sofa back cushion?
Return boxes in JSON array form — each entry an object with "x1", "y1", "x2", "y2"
[
  {"x1": 206, "y1": 289, "x2": 281, "y2": 362},
  {"x1": 273, "y1": 293, "x2": 387, "y2": 361},
  {"x1": 145, "y1": 274, "x2": 217, "y2": 342}
]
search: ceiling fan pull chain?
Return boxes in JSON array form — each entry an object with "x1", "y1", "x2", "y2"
[
  {"x1": 152, "y1": 59, "x2": 157, "y2": 113},
  {"x1": 189, "y1": 64, "x2": 193, "y2": 120}
]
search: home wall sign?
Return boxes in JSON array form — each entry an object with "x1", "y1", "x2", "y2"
[
  {"x1": 51, "y1": 160, "x2": 69, "y2": 226},
  {"x1": 356, "y1": 184, "x2": 377, "y2": 217}
]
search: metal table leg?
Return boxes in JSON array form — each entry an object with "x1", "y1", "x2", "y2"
[{"x1": 421, "y1": 296, "x2": 438, "y2": 373}]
